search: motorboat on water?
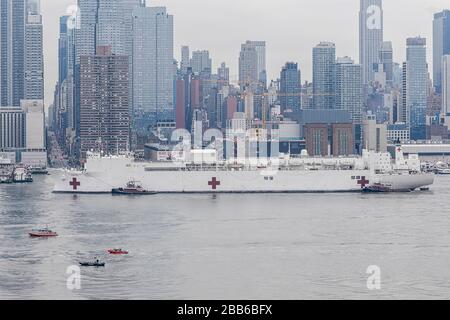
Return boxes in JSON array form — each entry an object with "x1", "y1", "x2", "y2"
[
  {"x1": 435, "y1": 167, "x2": 450, "y2": 175},
  {"x1": 433, "y1": 161, "x2": 450, "y2": 175},
  {"x1": 29, "y1": 227, "x2": 58, "y2": 237},
  {"x1": 29, "y1": 167, "x2": 49, "y2": 175},
  {"x1": 79, "y1": 260, "x2": 105, "y2": 267},
  {"x1": 111, "y1": 181, "x2": 156, "y2": 195},
  {"x1": 108, "y1": 248, "x2": 129, "y2": 255}
]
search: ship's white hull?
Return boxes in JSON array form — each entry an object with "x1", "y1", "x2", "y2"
[{"x1": 53, "y1": 166, "x2": 435, "y2": 194}]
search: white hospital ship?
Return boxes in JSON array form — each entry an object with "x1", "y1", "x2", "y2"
[{"x1": 53, "y1": 146, "x2": 434, "y2": 194}]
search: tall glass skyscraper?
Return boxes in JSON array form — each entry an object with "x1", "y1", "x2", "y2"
[
  {"x1": 405, "y1": 37, "x2": 428, "y2": 128},
  {"x1": 279, "y1": 62, "x2": 301, "y2": 112},
  {"x1": 335, "y1": 57, "x2": 363, "y2": 124},
  {"x1": 239, "y1": 43, "x2": 258, "y2": 91},
  {"x1": 313, "y1": 42, "x2": 336, "y2": 110},
  {"x1": 190, "y1": 50, "x2": 212, "y2": 75},
  {"x1": 433, "y1": 10, "x2": 450, "y2": 93},
  {"x1": 442, "y1": 55, "x2": 450, "y2": 116},
  {"x1": 379, "y1": 41, "x2": 393, "y2": 86},
  {"x1": 132, "y1": 5, "x2": 174, "y2": 126},
  {"x1": 75, "y1": 0, "x2": 99, "y2": 64},
  {"x1": 74, "y1": 0, "x2": 142, "y2": 136},
  {"x1": 0, "y1": 0, "x2": 25, "y2": 106},
  {"x1": 359, "y1": 0, "x2": 383, "y2": 86},
  {"x1": 180, "y1": 46, "x2": 190, "y2": 74},
  {"x1": 239, "y1": 41, "x2": 266, "y2": 90},
  {"x1": 24, "y1": 0, "x2": 43, "y2": 100}
]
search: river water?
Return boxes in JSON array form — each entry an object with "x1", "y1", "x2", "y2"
[{"x1": 1, "y1": 172, "x2": 450, "y2": 299}]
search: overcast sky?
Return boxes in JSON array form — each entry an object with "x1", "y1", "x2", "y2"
[{"x1": 42, "y1": 0, "x2": 449, "y2": 106}]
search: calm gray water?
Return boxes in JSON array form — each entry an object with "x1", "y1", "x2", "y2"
[{"x1": 1, "y1": 171, "x2": 450, "y2": 300}]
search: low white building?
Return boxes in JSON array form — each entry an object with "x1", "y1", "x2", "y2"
[
  {"x1": 0, "y1": 100, "x2": 47, "y2": 167},
  {"x1": 362, "y1": 116, "x2": 387, "y2": 152},
  {"x1": 22, "y1": 100, "x2": 46, "y2": 150},
  {"x1": 396, "y1": 142, "x2": 450, "y2": 162},
  {"x1": 387, "y1": 123, "x2": 410, "y2": 143}
]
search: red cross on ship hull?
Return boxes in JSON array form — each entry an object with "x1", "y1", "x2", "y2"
[
  {"x1": 357, "y1": 176, "x2": 370, "y2": 188},
  {"x1": 69, "y1": 177, "x2": 81, "y2": 190},
  {"x1": 208, "y1": 177, "x2": 221, "y2": 190}
]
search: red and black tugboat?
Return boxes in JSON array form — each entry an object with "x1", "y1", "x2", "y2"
[
  {"x1": 362, "y1": 182, "x2": 393, "y2": 193},
  {"x1": 29, "y1": 227, "x2": 58, "y2": 238},
  {"x1": 112, "y1": 181, "x2": 156, "y2": 195}
]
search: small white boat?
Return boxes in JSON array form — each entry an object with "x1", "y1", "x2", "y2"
[
  {"x1": 13, "y1": 166, "x2": 33, "y2": 183},
  {"x1": 434, "y1": 162, "x2": 450, "y2": 175},
  {"x1": 435, "y1": 168, "x2": 450, "y2": 175}
]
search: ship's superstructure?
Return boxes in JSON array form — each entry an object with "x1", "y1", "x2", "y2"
[{"x1": 53, "y1": 146, "x2": 434, "y2": 194}]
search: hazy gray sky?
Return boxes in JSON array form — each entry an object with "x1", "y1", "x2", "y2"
[{"x1": 42, "y1": 0, "x2": 449, "y2": 106}]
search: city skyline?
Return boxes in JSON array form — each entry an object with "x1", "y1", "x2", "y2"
[
  {"x1": 42, "y1": 0, "x2": 448, "y2": 107},
  {"x1": 2, "y1": 0, "x2": 450, "y2": 304}
]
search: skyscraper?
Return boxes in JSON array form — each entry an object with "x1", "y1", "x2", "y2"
[
  {"x1": 279, "y1": 62, "x2": 301, "y2": 112},
  {"x1": 0, "y1": 0, "x2": 25, "y2": 106},
  {"x1": 442, "y1": 55, "x2": 450, "y2": 116},
  {"x1": 433, "y1": 10, "x2": 450, "y2": 93},
  {"x1": 79, "y1": 46, "x2": 129, "y2": 159},
  {"x1": 247, "y1": 41, "x2": 267, "y2": 87},
  {"x1": 239, "y1": 41, "x2": 266, "y2": 89},
  {"x1": 359, "y1": 0, "x2": 383, "y2": 86},
  {"x1": 313, "y1": 42, "x2": 336, "y2": 110},
  {"x1": 24, "y1": 0, "x2": 43, "y2": 100},
  {"x1": 75, "y1": 0, "x2": 141, "y2": 63},
  {"x1": 55, "y1": 14, "x2": 77, "y2": 142},
  {"x1": 96, "y1": 0, "x2": 128, "y2": 55},
  {"x1": 122, "y1": 0, "x2": 144, "y2": 111},
  {"x1": 218, "y1": 62, "x2": 230, "y2": 85},
  {"x1": 73, "y1": 0, "x2": 140, "y2": 144},
  {"x1": 335, "y1": 57, "x2": 364, "y2": 124},
  {"x1": 175, "y1": 79, "x2": 185, "y2": 129},
  {"x1": 405, "y1": 37, "x2": 428, "y2": 129},
  {"x1": 75, "y1": 0, "x2": 99, "y2": 64},
  {"x1": 58, "y1": 16, "x2": 70, "y2": 85},
  {"x1": 239, "y1": 43, "x2": 258, "y2": 90},
  {"x1": 190, "y1": 50, "x2": 212, "y2": 75},
  {"x1": 181, "y1": 46, "x2": 190, "y2": 74},
  {"x1": 379, "y1": 41, "x2": 393, "y2": 86},
  {"x1": 132, "y1": 5, "x2": 174, "y2": 125}
]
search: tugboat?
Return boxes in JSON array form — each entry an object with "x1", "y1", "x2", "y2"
[
  {"x1": 112, "y1": 181, "x2": 156, "y2": 195},
  {"x1": 29, "y1": 227, "x2": 58, "y2": 237},
  {"x1": 108, "y1": 248, "x2": 129, "y2": 255},
  {"x1": 362, "y1": 183, "x2": 393, "y2": 193}
]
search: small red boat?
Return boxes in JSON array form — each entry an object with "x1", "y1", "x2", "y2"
[
  {"x1": 29, "y1": 228, "x2": 58, "y2": 237},
  {"x1": 108, "y1": 248, "x2": 129, "y2": 255}
]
